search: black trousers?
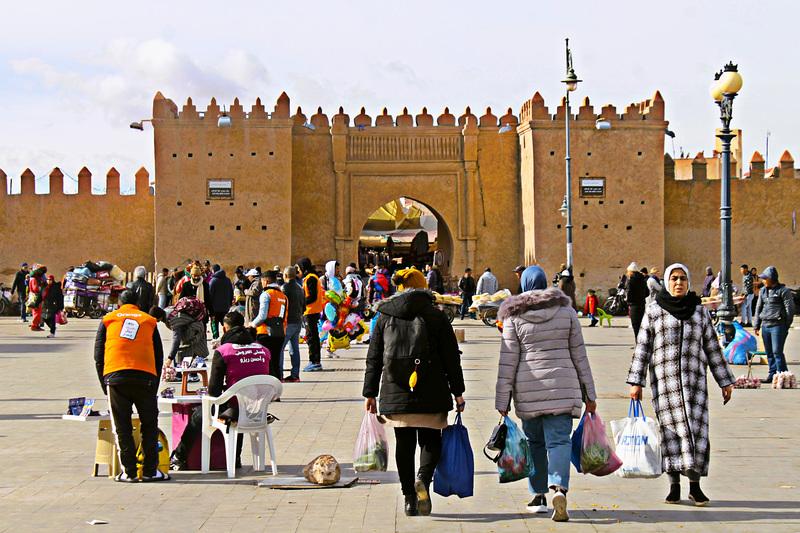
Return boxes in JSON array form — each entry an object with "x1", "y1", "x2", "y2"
[
  {"x1": 303, "y1": 314, "x2": 321, "y2": 364},
  {"x1": 629, "y1": 304, "x2": 645, "y2": 341},
  {"x1": 210, "y1": 311, "x2": 226, "y2": 339},
  {"x1": 394, "y1": 427, "x2": 442, "y2": 495},
  {"x1": 108, "y1": 381, "x2": 160, "y2": 477},
  {"x1": 174, "y1": 403, "x2": 243, "y2": 463},
  {"x1": 43, "y1": 315, "x2": 56, "y2": 334},
  {"x1": 257, "y1": 334, "x2": 285, "y2": 380}
]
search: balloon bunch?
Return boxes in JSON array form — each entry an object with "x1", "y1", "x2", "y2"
[{"x1": 318, "y1": 278, "x2": 369, "y2": 351}]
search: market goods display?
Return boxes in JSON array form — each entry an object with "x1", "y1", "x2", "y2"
[
  {"x1": 772, "y1": 372, "x2": 797, "y2": 389},
  {"x1": 469, "y1": 289, "x2": 511, "y2": 312},
  {"x1": 432, "y1": 292, "x2": 462, "y2": 305},
  {"x1": 63, "y1": 260, "x2": 126, "y2": 317},
  {"x1": 732, "y1": 375, "x2": 761, "y2": 389}
]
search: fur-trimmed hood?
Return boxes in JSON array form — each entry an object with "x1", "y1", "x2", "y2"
[{"x1": 498, "y1": 287, "x2": 572, "y2": 322}]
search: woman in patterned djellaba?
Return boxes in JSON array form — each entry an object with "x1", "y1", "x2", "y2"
[{"x1": 627, "y1": 263, "x2": 735, "y2": 506}]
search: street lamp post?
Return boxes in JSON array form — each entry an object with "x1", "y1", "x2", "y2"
[
  {"x1": 561, "y1": 38, "x2": 581, "y2": 272},
  {"x1": 710, "y1": 62, "x2": 743, "y2": 344}
]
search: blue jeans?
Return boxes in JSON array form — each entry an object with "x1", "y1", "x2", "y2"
[
  {"x1": 281, "y1": 323, "x2": 302, "y2": 378},
  {"x1": 741, "y1": 293, "x2": 753, "y2": 324},
  {"x1": 158, "y1": 294, "x2": 170, "y2": 309},
  {"x1": 762, "y1": 324, "x2": 789, "y2": 376},
  {"x1": 460, "y1": 293, "x2": 474, "y2": 319},
  {"x1": 521, "y1": 413, "x2": 573, "y2": 494}
]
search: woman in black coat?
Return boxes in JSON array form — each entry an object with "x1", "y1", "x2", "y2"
[
  {"x1": 363, "y1": 268, "x2": 465, "y2": 517},
  {"x1": 41, "y1": 275, "x2": 64, "y2": 338}
]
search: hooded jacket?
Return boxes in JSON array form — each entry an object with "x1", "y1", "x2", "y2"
[
  {"x1": 208, "y1": 269, "x2": 234, "y2": 313},
  {"x1": 363, "y1": 289, "x2": 465, "y2": 415},
  {"x1": 495, "y1": 287, "x2": 596, "y2": 419},
  {"x1": 128, "y1": 277, "x2": 155, "y2": 313},
  {"x1": 754, "y1": 267, "x2": 795, "y2": 329}
]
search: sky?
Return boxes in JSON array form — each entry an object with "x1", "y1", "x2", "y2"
[{"x1": 2, "y1": 0, "x2": 798, "y2": 193}]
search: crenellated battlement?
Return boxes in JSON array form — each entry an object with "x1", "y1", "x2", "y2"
[
  {"x1": 1, "y1": 167, "x2": 151, "y2": 196},
  {"x1": 519, "y1": 90, "x2": 665, "y2": 123},
  {"x1": 667, "y1": 149, "x2": 797, "y2": 181}
]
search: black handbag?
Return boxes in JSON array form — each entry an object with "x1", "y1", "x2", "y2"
[{"x1": 483, "y1": 416, "x2": 508, "y2": 463}]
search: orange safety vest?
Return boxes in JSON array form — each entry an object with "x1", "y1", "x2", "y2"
[
  {"x1": 256, "y1": 287, "x2": 288, "y2": 335},
  {"x1": 303, "y1": 272, "x2": 326, "y2": 315},
  {"x1": 102, "y1": 304, "x2": 158, "y2": 376}
]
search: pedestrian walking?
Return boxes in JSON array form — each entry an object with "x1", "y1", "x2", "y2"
[
  {"x1": 41, "y1": 275, "x2": 64, "y2": 338},
  {"x1": 625, "y1": 262, "x2": 647, "y2": 340},
  {"x1": 94, "y1": 290, "x2": 169, "y2": 482},
  {"x1": 12, "y1": 262, "x2": 29, "y2": 322},
  {"x1": 476, "y1": 267, "x2": 499, "y2": 296},
  {"x1": 297, "y1": 258, "x2": 325, "y2": 372},
  {"x1": 128, "y1": 266, "x2": 155, "y2": 314},
  {"x1": 208, "y1": 264, "x2": 234, "y2": 339},
  {"x1": 753, "y1": 266, "x2": 795, "y2": 383},
  {"x1": 584, "y1": 289, "x2": 599, "y2": 327},
  {"x1": 250, "y1": 271, "x2": 287, "y2": 381},
  {"x1": 280, "y1": 266, "x2": 305, "y2": 382},
  {"x1": 740, "y1": 264, "x2": 754, "y2": 327},
  {"x1": 363, "y1": 268, "x2": 465, "y2": 517},
  {"x1": 495, "y1": 265, "x2": 597, "y2": 522},
  {"x1": 627, "y1": 263, "x2": 734, "y2": 506},
  {"x1": 458, "y1": 268, "x2": 476, "y2": 319},
  {"x1": 646, "y1": 268, "x2": 662, "y2": 307},
  {"x1": 156, "y1": 268, "x2": 171, "y2": 309}
]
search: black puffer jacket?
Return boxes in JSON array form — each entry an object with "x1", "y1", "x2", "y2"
[
  {"x1": 363, "y1": 289, "x2": 465, "y2": 415},
  {"x1": 626, "y1": 271, "x2": 647, "y2": 307},
  {"x1": 128, "y1": 278, "x2": 155, "y2": 313},
  {"x1": 41, "y1": 283, "x2": 64, "y2": 320}
]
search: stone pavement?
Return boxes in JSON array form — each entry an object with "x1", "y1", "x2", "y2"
[{"x1": 0, "y1": 314, "x2": 798, "y2": 533}]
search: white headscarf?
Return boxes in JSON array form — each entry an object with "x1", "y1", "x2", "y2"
[{"x1": 663, "y1": 263, "x2": 691, "y2": 297}]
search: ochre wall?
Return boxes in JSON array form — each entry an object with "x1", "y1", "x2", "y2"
[
  {"x1": 519, "y1": 92, "x2": 668, "y2": 298},
  {"x1": 0, "y1": 167, "x2": 154, "y2": 282},
  {"x1": 665, "y1": 174, "x2": 800, "y2": 287}
]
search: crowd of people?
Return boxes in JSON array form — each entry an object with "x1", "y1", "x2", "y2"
[{"x1": 7, "y1": 256, "x2": 794, "y2": 521}]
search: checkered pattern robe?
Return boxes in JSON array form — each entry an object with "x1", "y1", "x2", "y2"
[{"x1": 627, "y1": 304, "x2": 735, "y2": 476}]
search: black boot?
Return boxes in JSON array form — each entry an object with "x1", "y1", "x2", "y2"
[
  {"x1": 414, "y1": 479, "x2": 432, "y2": 516},
  {"x1": 404, "y1": 494, "x2": 418, "y2": 516},
  {"x1": 688, "y1": 481, "x2": 709, "y2": 506},
  {"x1": 665, "y1": 483, "x2": 680, "y2": 504}
]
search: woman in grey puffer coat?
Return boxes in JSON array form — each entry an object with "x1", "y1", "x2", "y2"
[{"x1": 495, "y1": 266, "x2": 597, "y2": 523}]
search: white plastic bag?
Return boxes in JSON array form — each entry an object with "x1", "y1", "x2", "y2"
[
  {"x1": 611, "y1": 400, "x2": 662, "y2": 478},
  {"x1": 353, "y1": 411, "x2": 388, "y2": 472}
]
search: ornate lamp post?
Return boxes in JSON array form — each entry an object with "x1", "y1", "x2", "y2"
[
  {"x1": 709, "y1": 62, "x2": 743, "y2": 344},
  {"x1": 561, "y1": 38, "x2": 581, "y2": 272}
]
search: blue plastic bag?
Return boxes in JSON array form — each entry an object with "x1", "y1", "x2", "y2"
[
  {"x1": 723, "y1": 321, "x2": 757, "y2": 365},
  {"x1": 433, "y1": 412, "x2": 474, "y2": 498},
  {"x1": 571, "y1": 411, "x2": 586, "y2": 473},
  {"x1": 497, "y1": 415, "x2": 533, "y2": 483}
]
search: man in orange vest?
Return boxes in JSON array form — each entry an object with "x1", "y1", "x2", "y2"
[
  {"x1": 250, "y1": 270, "x2": 288, "y2": 381},
  {"x1": 94, "y1": 290, "x2": 168, "y2": 482},
  {"x1": 296, "y1": 258, "x2": 325, "y2": 372}
]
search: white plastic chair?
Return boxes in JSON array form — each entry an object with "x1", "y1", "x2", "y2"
[{"x1": 200, "y1": 375, "x2": 283, "y2": 478}]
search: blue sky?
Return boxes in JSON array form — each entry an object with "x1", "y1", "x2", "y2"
[{"x1": 2, "y1": 0, "x2": 797, "y2": 193}]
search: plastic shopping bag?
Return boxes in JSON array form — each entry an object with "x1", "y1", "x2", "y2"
[
  {"x1": 611, "y1": 399, "x2": 662, "y2": 478},
  {"x1": 580, "y1": 411, "x2": 620, "y2": 475},
  {"x1": 433, "y1": 412, "x2": 474, "y2": 498},
  {"x1": 497, "y1": 416, "x2": 533, "y2": 483},
  {"x1": 570, "y1": 412, "x2": 585, "y2": 473},
  {"x1": 353, "y1": 411, "x2": 388, "y2": 472},
  {"x1": 56, "y1": 310, "x2": 68, "y2": 325}
]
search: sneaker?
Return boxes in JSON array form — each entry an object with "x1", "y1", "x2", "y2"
[
  {"x1": 414, "y1": 479, "x2": 432, "y2": 516},
  {"x1": 282, "y1": 376, "x2": 300, "y2": 383},
  {"x1": 47, "y1": 333, "x2": 55, "y2": 338},
  {"x1": 526, "y1": 494, "x2": 548, "y2": 513},
  {"x1": 302, "y1": 363, "x2": 323, "y2": 372},
  {"x1": 170, "y1": 451, "x2": 188, "y2": 471},
  {"x1": 141, "y1": 470, "x2": 170, "y2": 482},
  {"x1": 324, "y1": 352, "x2": 334, "y2": 358},
  {"x1": 551, "y1": 490, "x2": 569, "y2": 522},
  {"x1": 114, "y1": 472, "x2": 138, "y2": 483},
  {"x1": 188, "y1": 374, "x2": 201, "y2": 382}
]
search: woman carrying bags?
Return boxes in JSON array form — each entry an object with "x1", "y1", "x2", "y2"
[
  {"x1": 627, "y1": 263, "x2": 735, "y2": 506},
  {"x1": 41, "y1": 275, "x2": 64, "y2": 338},
  {"x1": 363, "y1": 268, "x2": 465, "y2": 517},
  {"x1": 495, "y1": 265, "x2": 597, "y2": 523}
]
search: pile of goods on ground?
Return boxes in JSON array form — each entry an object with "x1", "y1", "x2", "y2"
[
  {"x1": 771, "y1": 372, "x2": 797, "y2": 389},
  {"x1": 732, "y1": 375, "x2": 761, "y2": 389},
  {"x1": 64, "y1": 261, "x2": 126, "y2": 316}
]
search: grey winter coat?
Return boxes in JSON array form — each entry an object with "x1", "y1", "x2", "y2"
[
  {"x1": 754, "y1": 283, "x2": 795, "y2": 330},
  {"x1": 495, "y1": 288, "x2": 597, "y2": 419},
  {"x1": 476, "y1": 271, "x2": 498, "y2": 296},
  {"x1": 627, "y1": 303, "x2": 735, "y2": 476}
]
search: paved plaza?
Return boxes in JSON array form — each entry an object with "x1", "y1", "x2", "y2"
[{"x1": 0, "y1": 314, "x2": 798, "y2": 532}]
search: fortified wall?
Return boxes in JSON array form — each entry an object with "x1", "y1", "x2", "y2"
[
  {"x1": 0, "y1": 167, "x2": 154, "y2": 279},
  {"x1": 664, "y1": 150, "x2": 800, "y2": 286}
]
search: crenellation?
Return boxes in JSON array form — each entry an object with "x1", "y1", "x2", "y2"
[
  {"x1": 275, "y1": 92, "x2": 290, "y2": 118},
  {"x1": 106, "y1": 167, "x2": 120, "y2": 194},
  {"x1": 250, "y1": 97, "x2": 268, "y2": 119},
  {"x1": 49, "y1": 167, "x2": 64, "y2": 195},
  {"x1": 354, "y1": 107, "x2": 372, "y2": 127},
  {"x1": 310, "y1": 107, "x2": 329, "y2": 129},
  {"x1": 135, "y1": 167, "x2": 150, "y2": 195},
  {"x1": 664, "y1": 154, "x2": 675, "y2": 180},
  {"x1": 577, "y1": 97, "x2": 594, "y2": 120},
  {"x1": 21, "y1": 168, "x2": 35, "y2": 195},
  {"x1": 180, "y1": 97, "x2": 198, "y2": 120},
  {"x1": 779, "y1": 150, "x2": 794, "y2": 178},
  {"x1": 229, "y1": 97, "x2": 245, "y2": 120},
  {"x1": 415, "y1": 107, "x2": 433, "y2": 127},
  {"x1": 479, "y1": 107, "x2": 497, "y2": 127},
  {"x1": 691, "y1": 152, "x2": 708, "y2": 181},
  {"x1": 437, "y1": 107, "x2": 455, "y2": 126},
  {"x1": 458, "y1": 106, "x2": 476, "y2": 127},
  {"x1": 206, "y1": 97, "x2": 221, "y2": 123},
  {"x1": 600, "y1": 104, "x2": 618, "y2": 121},
  {"x1": 554, "y1": 97, "x2": 570, "y2": 121},
  {"x1": 375, "y1": 108, "x2": 393, "y2": 127},
  {"x1": 333, "y1": 106, "x2": 350, "y2": 128},
  {"x1": 292, "y1": 107, "x2": 307, "y2": 127},
  {"x1": 623, "y1": 103, "x2": 639, "y2": 120},
  {"x1": 0, "y1": 169, "x2": 6, "y2": 197},
  {"x1": 396, "y1": 107, "x2": 413, "y2": 127},
  {"x1": 499, "y1": 107, "x2": 518, "y2": 127},
  {"x1": 78, "y1": 167, "x2": 92, "y2": 195},
  {"x1": 643, "y1": 91, "x2": 665, "y2": 120}
]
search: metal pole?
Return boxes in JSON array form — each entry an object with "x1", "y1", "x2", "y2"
[
  {"x1": 717, "y1": 92, "x2": 737, "y2": 343},
  {"x1": 565, "y1": 88, "x2": 573, "y2": 271}
]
